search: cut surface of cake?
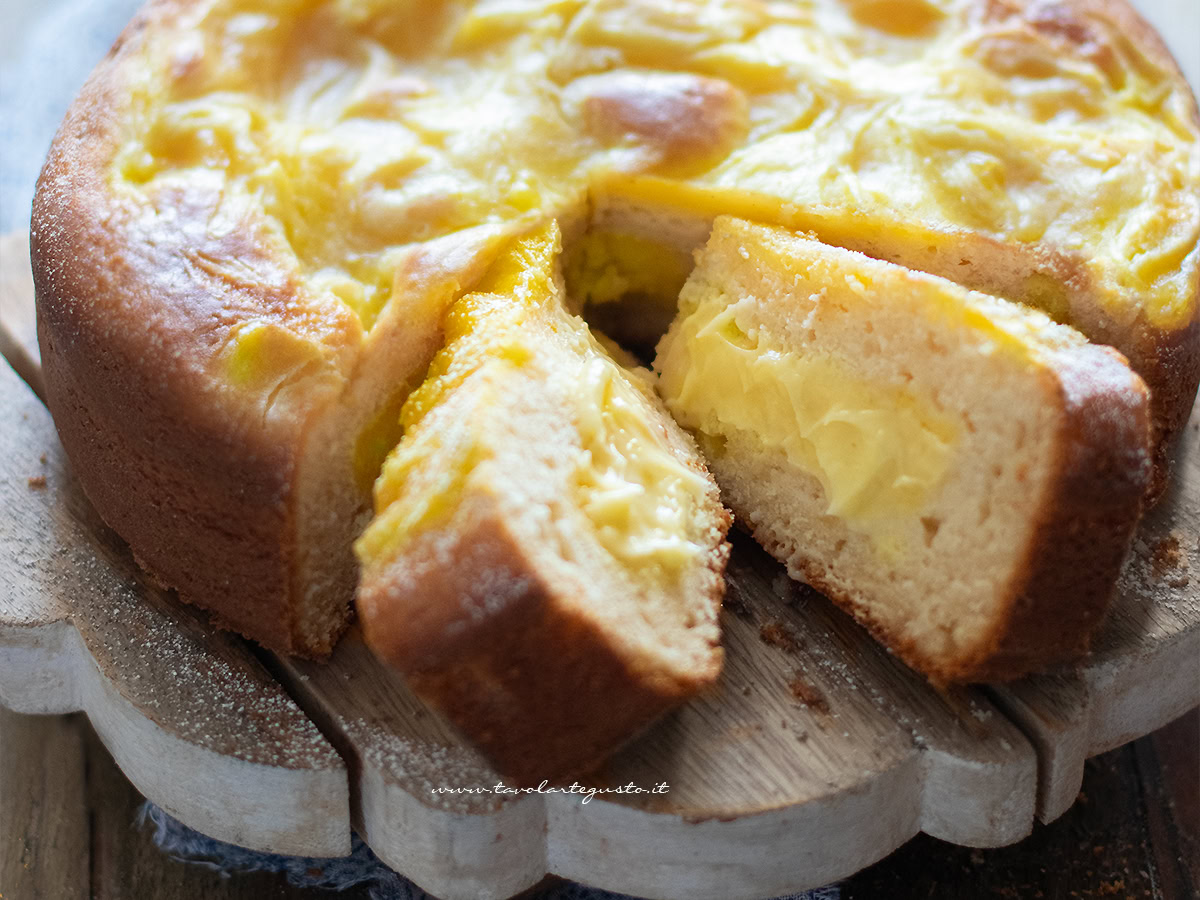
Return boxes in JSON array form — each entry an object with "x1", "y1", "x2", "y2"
[
  {"x1": 354, "y1": 224, "x2": 730, "y2": 781},
  {"x1": 655, "y1": 218, "x2": 1153, "y2": 682}
]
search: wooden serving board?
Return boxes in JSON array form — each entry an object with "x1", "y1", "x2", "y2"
[{"x1": 1, "y1": 229, "x2": 1197, "y2": 900}]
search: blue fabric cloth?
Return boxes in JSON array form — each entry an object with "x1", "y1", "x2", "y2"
[{"x1": 139, "y1": 802, "x2": 840, "y2": 900}]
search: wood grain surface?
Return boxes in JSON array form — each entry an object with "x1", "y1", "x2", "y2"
[
  {"x1": 0, "y1": 707, "x2": 89, "y2": 900},
  {"x1": 841, "y1": 708, "x2": 1200, "y2": 900},
  {"x1": 0, "y1": 704, "x2": 367, "y2": 900}
]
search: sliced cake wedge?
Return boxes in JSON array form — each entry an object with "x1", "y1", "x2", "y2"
[
  {"x1": 354, "y1": 223, "x2": 730, "y2": 783},
  {"x1": 655, "y1": 217, "x2": 1152, "y2": 683}
]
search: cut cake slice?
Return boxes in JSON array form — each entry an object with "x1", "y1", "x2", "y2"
[
  {"x1": 355, "y1": 223, "x2": 730, "y2": 782},
  {"x1": 655, "y1": 217, "x2": 1152, "y2": 683}
]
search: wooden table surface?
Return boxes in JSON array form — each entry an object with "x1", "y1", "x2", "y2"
[{"x1": 2, "y1": 0, "x2": 1199, "y2": 897}]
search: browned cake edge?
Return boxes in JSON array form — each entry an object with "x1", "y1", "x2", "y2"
[
  {"x1": 960, "y1": 342, "x2": 1155, "y2": 681},
  {"x1": 357, "y1": 500, "x2": 729, "y2": 785},
  {"x1": 31, "y1": 0, "x2": 361, "y2": 657},
  {"x1": 1111, "y1": 315, "x2": 1200, "y2": 501},
  {"x1": 777, "y1": 341, "x2": 1153, "y2": 684}
]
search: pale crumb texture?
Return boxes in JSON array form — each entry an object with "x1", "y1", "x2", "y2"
[{"x1": 656, "y1": 218, "x2": 1152, "y2": 682}]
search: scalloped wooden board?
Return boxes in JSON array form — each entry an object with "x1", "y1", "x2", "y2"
[
  {"x1": 0, "y1": 356, "x2": 351, "y2": 856},
  {"x1": 272, "y1": 565, "x2": 1037, "y2": 899},
  {"x1": 1, "y1": 228, "x2": 1197, "y2": 900},
  {"x1": 992, "y1": 418, "x2": 1200, "y2": 821}
]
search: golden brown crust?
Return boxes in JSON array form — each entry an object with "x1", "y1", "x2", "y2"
[
  {"x1": 573, "y1": 71, "x2": 750, "y2": 176},
  {"x1": 940, "y1": 342, "x2": 1152, "y2": 681},
  {"x1": 975, "y1": 0, "x2": 1200, "y2": 501},
  {"x1": 358, "y1": 501, "x2": 727, "y2": 785},
  {"x1": 1109, "y1": 314, "x2": 1200, "y2": 502},
  {"x1": 981, "y1": 0, "x2": 1200, "y2": 127},
  {"x1": 32, "y1": 0, "x2": 360, "y2": 657}
]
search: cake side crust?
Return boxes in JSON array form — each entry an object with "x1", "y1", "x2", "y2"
[
  {"x1": 31, "y1": 0, "x2": 362, "y2": 656},
  {"x1": 358, "y1": 497, "x2": 727, "y2": 785},
  {"x1": 939, "y1": 341, "x2": 1154, "y2": 682}
]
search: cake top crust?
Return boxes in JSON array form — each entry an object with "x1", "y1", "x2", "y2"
[{"x1": 86, "y1": 0, "x2": 1198, "y2": 349}]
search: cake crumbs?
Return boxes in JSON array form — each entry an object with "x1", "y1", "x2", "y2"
[
  {"x1": 771, "y1": 572, "x2": 795, "y2": 599},
  {"x1": 26, "y1": 475, "x2": 46, "y2": 490},
  {"x1": 760, "y1": 620, "x2": 802, "y2": 653},
  {"x1": 1149, "y1": 531, "x2": 1191, "y2": 587},
  {"x1": 721, "y1": 590, "x2": 753, "y2": 622},
  {"x1": 787, "y1": 671, "x2": 830, "y2": 714},
  {"x1": 1150, "y1": 533, "x2": 1184, "y2": 573}
]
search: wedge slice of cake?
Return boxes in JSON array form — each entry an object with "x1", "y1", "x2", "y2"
[
  {"x1": 655, "y1": 218, "x2": 1152, "y2": 683},
  {"x1": 354, "y1": 223, "x2": 730, "y2": 782}
]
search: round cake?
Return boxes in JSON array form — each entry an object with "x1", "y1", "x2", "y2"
[{"x1": 31, "y1": 0, "x2": 1199, "y2": 723}]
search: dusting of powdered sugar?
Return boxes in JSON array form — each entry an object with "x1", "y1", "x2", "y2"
[
  {"x1": 2, "y1": 397, "x2": 339, "y2": 771},
  {"x1": 75, "y1": 556, "x2": 339, "y2": 770},
  {"x1": 358, "y1": 731, "x2": 509, "y2": 815}
]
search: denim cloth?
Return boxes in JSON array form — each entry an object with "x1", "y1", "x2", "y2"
[{"x1": 139, "y1": 802, "x2": 841, "y2": 900}]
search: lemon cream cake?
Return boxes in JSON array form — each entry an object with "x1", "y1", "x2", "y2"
[
  {"x1": 30, "y1": 0, "x2": 1198, "y2": 695},
  {"x1": 656, "y1": 218, "x2": 1152, "y2": 682},
  {"x1": 354, "y1": 224, "x2": 728, "y2": 781}
]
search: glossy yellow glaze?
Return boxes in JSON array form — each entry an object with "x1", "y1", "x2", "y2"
[{"x1": 111, "y1": 0, "x2": 1198, "y2": 351}]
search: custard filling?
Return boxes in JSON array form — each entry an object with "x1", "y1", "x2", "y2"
[
  {"x1": 565, "y1": 229, "x2": 693, "y2": 309},
  {"x1": 657, "y1": 291, "x2": 956, "y2": 536},
  {"x1": 572, "y1": 355, "x2": 710, "y2": 572},
  {"x1": 220, "y1": 319, "x2": 327, "y2": 389},
  {"x1": 356, "y1": 225, "x2": 708, "y2": 580}
]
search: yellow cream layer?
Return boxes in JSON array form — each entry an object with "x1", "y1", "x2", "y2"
[
  {"x1": 657, "y1": 291, "x2": 956, "y2": 542},
  {"x1": 573, "y1": 353, "x2": 712, "y2": 573},
  {"x1": 565, "y1": 229, "x2": 693, "y2": 308},
  {"x1": 111, "y1": 0, "x2": 1198, "y2": 340},
  {"x1": 356, "y1": 224, "x2": 710, "y2": 578}
]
